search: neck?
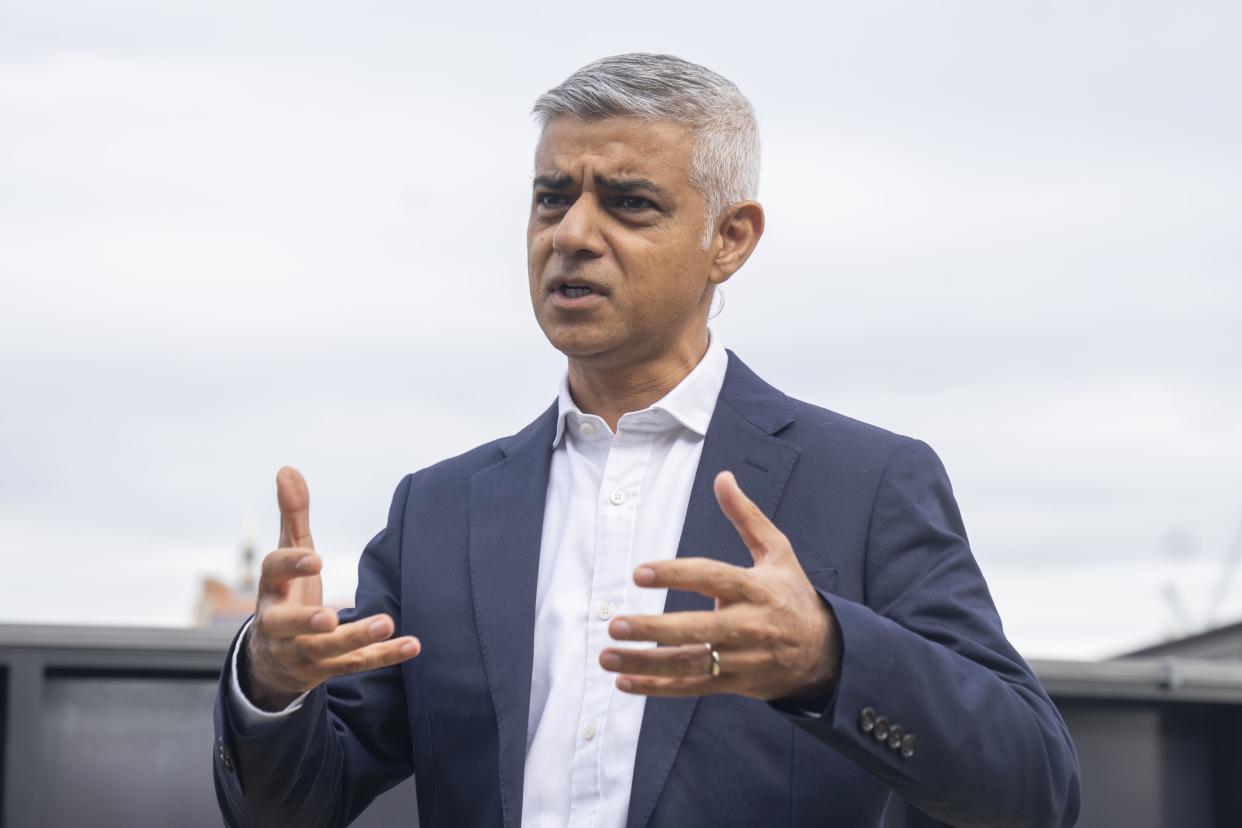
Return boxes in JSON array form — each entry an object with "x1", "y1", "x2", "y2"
[{"x1": 567, "y1": 330, "x2": 710, "y2": 431}]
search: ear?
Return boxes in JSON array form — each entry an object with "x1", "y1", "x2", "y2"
[{"x1": 708, "y1": 200, "x2": 765, "y2": 286}]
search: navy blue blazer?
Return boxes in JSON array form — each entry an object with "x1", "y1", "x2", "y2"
[{"x1": 214, "y1": 351, "x2": 1080, "y2": 827}]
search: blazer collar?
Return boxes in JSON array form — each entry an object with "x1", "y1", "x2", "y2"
[{"x1": 715, "y1": 348, "x2": 796, "y2": 437}]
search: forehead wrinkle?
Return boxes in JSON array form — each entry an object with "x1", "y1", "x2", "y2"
[{"x1": 532, "y1": 126, "x2": 692, "y2": 199}]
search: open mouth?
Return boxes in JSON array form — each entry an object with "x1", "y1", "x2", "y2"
[{"x1": 558, "y1": 284, "x2": 595, "y2": 299}]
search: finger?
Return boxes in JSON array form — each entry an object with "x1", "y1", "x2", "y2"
[
  {"x1": 257, "y1": 604, "x2": 338, "y2": 638},
  {"x1": 296, "y1": 614, "x2": 399, "y2": 661},
  {"x1": 609, "y1": 610, "x2": 735, "y2": 647},
  {"x1": 601, "y1": 644, "x2": 711, "y2": 678},
  {"x1": 602, "y1": 645, "x2": 769, "y2": 677},
  {"x1": 276, "y1": 466, "x2": 315, "y2": 550},
  {"x1": 600, "y1": 644, "x2": 718, "y2": 678},
  {"x1": 713, "y1": 470, "x2": 786, "y2": 563},
  {"x1": 633, "y1": 558, "x2": 761, "y2": 603},
  {"x1": 258, "y1": 548, "x2": 320, "y2": 595},
  {"x1": 615, "y1": 674, "x2": 723, "y2": 698},
  {"x1": 321, "y1": 636, "x2": 422, "y2": 678}
]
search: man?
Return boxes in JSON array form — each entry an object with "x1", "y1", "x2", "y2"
[{"x1": 213, "y1": 53, "x2": 1080, "y2": 827}]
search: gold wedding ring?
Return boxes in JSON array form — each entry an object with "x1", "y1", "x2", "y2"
[{"x1": 704, "y1": 642, "x2": 721, "y2": 678}]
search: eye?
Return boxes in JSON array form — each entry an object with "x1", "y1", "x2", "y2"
[
  {"x1": 615, "y1": 196, "x2": 655, "y2": 211},
  {"x1": 535, "y1": 192, "x2": 571, "y2": 209}
]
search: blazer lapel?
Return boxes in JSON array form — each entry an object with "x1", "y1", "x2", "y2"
[
  {"x1": 626, "y1": 352, "x2": 801, "y2": 828},
  {"x1": 468, "y1": 403, "x2": 559, "y2": 828}
]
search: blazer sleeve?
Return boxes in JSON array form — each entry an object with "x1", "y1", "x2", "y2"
[
  {"x1": 777, "y1": 438, "x2": 1080, "y2": 828},
  {"x1": 213, "y1": 474, "x2": 416, "y2": 828}
]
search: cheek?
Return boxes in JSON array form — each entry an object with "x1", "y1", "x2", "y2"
[
  {"x1": 527, "y1": 231, "x2": 550, "y2": 273},
  {"x1": 635, "y1": 247, "x2": 707, "y2": 301}
]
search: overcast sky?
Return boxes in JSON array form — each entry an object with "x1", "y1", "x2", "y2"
[{"x1": 1, "y1": 1, "x2": 1239, "y2": 659}]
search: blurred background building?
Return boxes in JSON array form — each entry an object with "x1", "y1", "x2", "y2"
[{"x1": 193, "y1": 537, "x2": 258, "y2": 629}]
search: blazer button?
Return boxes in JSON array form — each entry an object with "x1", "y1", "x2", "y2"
[
  {"x1": 218, "y1": 742, "x2": 235, "y2": 773},
  {"x1": 873, "y1": 716, "x2": 890, "y2": 742},
  {"x1": 887, "y1": 725, "x2": 904, "y2": 750},
  {"x1": 900, "y1": 734, "x2": 917, "y2": 759},
  {"x1": 859, "y1": 707, "x2": 877, "y2": 733}
]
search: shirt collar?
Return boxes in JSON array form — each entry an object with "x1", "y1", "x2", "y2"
[{"x1": 552, "y1": 330, "x2": 728, "y2": 448}]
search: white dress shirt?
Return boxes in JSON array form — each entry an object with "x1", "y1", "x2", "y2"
[{"x1": 230, "y1": 332, "x2": 729, "y2": 828}]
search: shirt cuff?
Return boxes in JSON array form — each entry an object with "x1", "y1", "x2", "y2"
[
  {"x1": 227, "y1": 617, "x2": 310, "y2": 729},
  {"x1": 770, "y1": 683, "x2": 840, "y2": 720}
]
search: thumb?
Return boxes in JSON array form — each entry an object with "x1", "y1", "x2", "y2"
[
  {"x1": 276, "y1": 466, "x2": 315, "y2": 550},
  {"x1": 714, "y1": 470, "x2": 784, "y2": 564}
]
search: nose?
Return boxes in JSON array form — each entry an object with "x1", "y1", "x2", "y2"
[{"x1": 552, "y1": 194, "x2": 607, "y2": 259}]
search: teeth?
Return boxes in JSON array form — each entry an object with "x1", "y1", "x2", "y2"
[{"x1": 561, "y1": 285, "x2": 593, "y2": 298}]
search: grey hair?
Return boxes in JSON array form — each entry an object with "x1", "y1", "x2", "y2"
[{"x1": 532, "y1": 53, "x2": 760, "y2": 248}]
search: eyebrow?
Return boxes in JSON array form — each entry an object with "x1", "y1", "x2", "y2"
[
  {"x1": 597, "y1": 176, "x2": 667, "y2": 196},
  {"x1": 532, "y1": 173, "x2": 573, "y2": 190},
  {"x1": 531, "y1": 173, "x2": 669, "y2": 198}
]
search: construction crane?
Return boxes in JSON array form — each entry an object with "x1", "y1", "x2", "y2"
[{"x1": 1206, "y1": 511, "x2": 1242, "y2": 626}]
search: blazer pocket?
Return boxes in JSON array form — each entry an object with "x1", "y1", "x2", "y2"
[{"x1": 804, "y1": 565, "x2": 839, "y2": 595}]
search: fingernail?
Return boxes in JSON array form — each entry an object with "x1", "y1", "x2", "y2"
[
  {"x1": 296, "y1": 556, "x2": 314, "y2": 573},
  {"x1": 610, "y1": 619, "x2": 631, "y2": 638},
  {"x1": 400, "y1": 641, "x2": 420, "y2": 657},
  {"x1": 310, "y1": 610, "x2": 332, "y2": 630},
  {"x1": 634, "y1": 566, "x2": 656, "y2": 585},
  {"x1": 617, "y1": 677, "x2": 634, "y2": 692},
  {"x1": 600, "y1": 653, "x2": 621, "y2": 670},
  {"x1": 369, "y1": 619, "x2": 389, "y2": 638}
]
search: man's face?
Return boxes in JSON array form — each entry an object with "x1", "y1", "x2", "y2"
[{"x1": 527, "y1": 116, "x2": 718, "y2": 368}]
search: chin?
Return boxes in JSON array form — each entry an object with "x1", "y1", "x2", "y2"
[
  {"x1": 540, "y1": 321, "x2": 621, "y2": 360},
  {"x1": 548, "y1": 333, "x2": 612, "y2": 360}
]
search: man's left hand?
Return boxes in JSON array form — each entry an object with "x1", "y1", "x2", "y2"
[{"x1": 600, "y1": 470, "x2": 842, "y2": 701}]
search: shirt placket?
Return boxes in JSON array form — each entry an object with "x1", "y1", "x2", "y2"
[{"x1": 567, "y1": 425, "x2": 648, "y2": 826}]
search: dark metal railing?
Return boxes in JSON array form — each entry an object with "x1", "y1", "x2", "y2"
[{"x1": 5, "y1": 624, "x2": 1242, "y2": 828}]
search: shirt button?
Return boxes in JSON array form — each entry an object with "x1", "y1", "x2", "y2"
[
  {"x1": 579, "y1": 422, "x2": 595, "y2": 437},
  {"x1": 608, "y1": 489, "x2": 627, "y2": 506},
  {"x1": 598, "y1": 603, "x2": 613, "y2": 620},
  {"x1": 583, "y1": 722, "x2": 597, "y2": 741}
]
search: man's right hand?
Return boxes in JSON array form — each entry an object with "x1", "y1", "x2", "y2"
[{"x1": 243, "y1": 466, "x2": 421, "y2": 711}]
